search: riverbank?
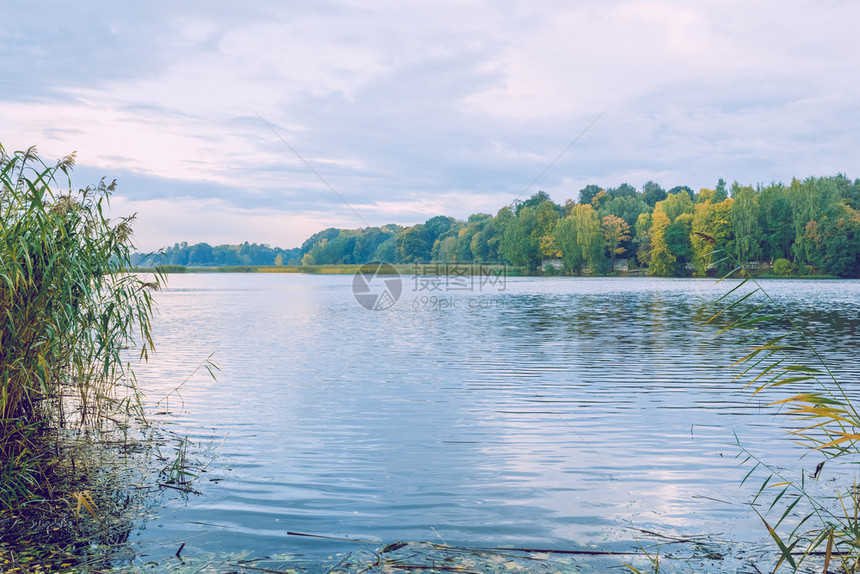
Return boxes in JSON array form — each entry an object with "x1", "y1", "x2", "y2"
[
  {"x1": 132, "y1": 263, "x2": 838, "y2": 279},
  {"x1": 0, "y1": 415, "x2": 157, "y2": 571},
  {"x1": 0, "y1": 410, "x2": 218, "y2": 573},
  {"x1": 133, "y1": 263, "x2": 523, "y2": 275}
]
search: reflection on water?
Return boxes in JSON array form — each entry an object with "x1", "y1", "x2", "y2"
[{"x1": 130, "y1": 275, "x2": 860, "y2": 563}]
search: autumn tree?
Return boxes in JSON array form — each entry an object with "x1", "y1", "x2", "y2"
[
  {"x1": 590, "y1": 189, "x2": 611, "y2": 211},
  {"x1": 535, "y1": 200, "x2": 561, "y2": 258},
  {"x1": 690, "y1": 198, "x2": 733, "y2": 275},
  {"x1": 648, "y1": 210, "x2": 676, "y2": 276},
  {"x1": 695, "y1": 188, "x2": 716, "y2": 204},
  {"x1": 601, "y1": 215, "x2": 631, "y2": 271},
  {"x1": 654, "y1": 191, "x2": 694, "y2": 222}
]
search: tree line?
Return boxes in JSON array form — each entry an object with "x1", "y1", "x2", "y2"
[
  {"x1": 133, "y1": 241, "x2": 302, "y2": 268},
  {"x1": 138, "y1": 174, "x2": 860, "y2": 277}
]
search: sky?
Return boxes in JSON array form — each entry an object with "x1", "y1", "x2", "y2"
[{"x1": 2, "y1": 1, "x2": 858, "y2": 251}]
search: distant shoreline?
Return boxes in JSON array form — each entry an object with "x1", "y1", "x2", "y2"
[
  {"x1": 132, "y1": 263, "x2": 526, "y2": 276},
  {"x1": 130, "y1": 264, "x2": 838, "y2": 279}
]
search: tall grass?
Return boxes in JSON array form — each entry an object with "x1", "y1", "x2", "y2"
[
  {"x1": 0, "y1": 143, "x2": 159, "y2": 508},
  {"x1": 704, "y1": 236, "x2": 860, "y2": 572}
]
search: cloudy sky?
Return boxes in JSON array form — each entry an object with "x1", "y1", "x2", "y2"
[{"x1": 2, "y1": 1, "x2": 858, "y2": 250}]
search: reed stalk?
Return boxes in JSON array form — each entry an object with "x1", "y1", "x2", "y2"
[{"x1": 0, "y1": 142, "x2": 160, "y2": 508}]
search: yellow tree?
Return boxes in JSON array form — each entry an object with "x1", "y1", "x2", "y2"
[
  {"x1": 695, "y1": 187, "x2": 716, "y2": 204},
  {"x1": 648, "y1": 210, "x2": 675, "y2": 276},
  {"x1": 691, "y1": 198, "x2": 734, "y2": 275},
  {"x1": 655, "y1": 191, "x2": 694, "y2": 222},
  {"x1": 535, "y1": 201, "x2": 561, "y2": 258},
  {"x1": 590, "y1": 189, "x2": 610, "y2": 211},
  {"x1": 601, "y1": 214, "x2": 631, "y2": 271}
]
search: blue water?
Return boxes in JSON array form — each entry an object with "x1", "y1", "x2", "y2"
[{"x1": 126, "y1": 274, "x2": 860, "y2": 568}]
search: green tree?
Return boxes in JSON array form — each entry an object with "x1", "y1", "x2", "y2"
[
  {"x1": 802, "y1": 203, "x2": 860, "y2": 276},
  {"x1": 424, "y1": 215, "x2": 456, "y2": 247},
  {"x1": 452, "y1": 213, "x2": 491, "y2": 262},
  {"x1": 187, "y1": 243, "x2": 214, "y2": 266},
  {"x1": 599, "y1": 195, "x2": 648, "y2": 223},
  {"x1": 731, "y1": 185, "x2": 761, "y2": 265},
  {"x1": 577, "y1": 184, "x2": 603, "y2": 205},
  {"x1": 634, "y1": 212, "x2": 652, "y2": 267},
  {"x1": 667, "y1": 185, "x2": 694, "y2": 200},
  {"x1": 641, "y1": 181, "x2": 667, "y2": 206},
  {"x1": 397, "y1": 225, "x2": 431, "y2": 263},
  {"x1": 773, "y1": 258, "x2": 796, "y2": 276},
  {"x1": 715, "y1": 178, "x2": 728, "y2": 201},
  {"x1": 788, "y1": 177, "x2": 842, "y2": 266},
  {"x1": 516, "y1": 191, "x2": 559, "y2": 215},
  {"x1": 665, "y1": 212, "x2": 693, "y2": 275},
  {"x1": 500, "y1": 205, "x2": 540, "y2": 270},
  {"x1": 432, "y1": 235, "x2": 459, "y2": 262},
  {"x1": 354, "y1": 227, "x2": 396, "y2": 263},
  {"x1": 554, "y1": 216, "x2": 583, "y2": 272},
  {"x1": 374, "y1": 236, "x2": 397, "y2": 262},
  {"x1": 478, "y1": 206, "x2": 514, "y2": 263},
  {"x1": 757, "y1": 183, "x2": 794, "y2": 260},
  {"x1": 554, "y1": 204, "x2": 604, "y2": 273},
  {"x1": 607, "y1": 183, "x2": 638, "y2": 199}
]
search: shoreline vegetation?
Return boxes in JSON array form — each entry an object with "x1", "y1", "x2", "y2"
[
  {"x1": 0, "y1": 143, "x2": 172, "y2": 572},
  {"x1": 135, "y1": 174, "x2": 860, "y2": 279},
  {"x1": 706, "y1": 251, "x2": 860, "y2": 572},
  {"x1": 131, "y1": 262, "x2": 839, "y2": 280}
]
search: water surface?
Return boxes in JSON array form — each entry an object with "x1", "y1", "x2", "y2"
[{"x1": 129, "y1": 275, "x2": 860, "y2": 567}]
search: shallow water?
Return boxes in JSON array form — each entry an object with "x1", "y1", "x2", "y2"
[{"x1": 128, "y1": 274, "x2": 860, "y2": 568}]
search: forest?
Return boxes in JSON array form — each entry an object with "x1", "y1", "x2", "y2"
[{"x1": 137, "y1": 174, "x2": 860, "y2": 277}]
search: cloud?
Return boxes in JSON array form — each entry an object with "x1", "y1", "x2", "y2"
[
  {"x1": 2, "y1": 0, "x2": 860, "y2": 248},
  {"x1": 110, "y1": 196, "x2": 339, "y2": 252}
]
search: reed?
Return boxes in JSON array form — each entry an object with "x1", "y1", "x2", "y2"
[
  {"x1": 0, "y1": 143, "x2": 160, "y2": 508},
  {"x1": 704, "y1": 235, "x2": 860, "y2": 572}
]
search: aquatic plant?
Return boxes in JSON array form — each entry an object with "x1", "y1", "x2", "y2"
[
  {"x1": 705, "y1": 236, "x2": 860, "y2": 572},
  {"x1": 0, "y1": 142, "x2": 160, "y2": 507}
]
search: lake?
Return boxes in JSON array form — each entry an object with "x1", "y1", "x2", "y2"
[{"x1": 126, "y1": 274, "x2": 860, "y2": 571}]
